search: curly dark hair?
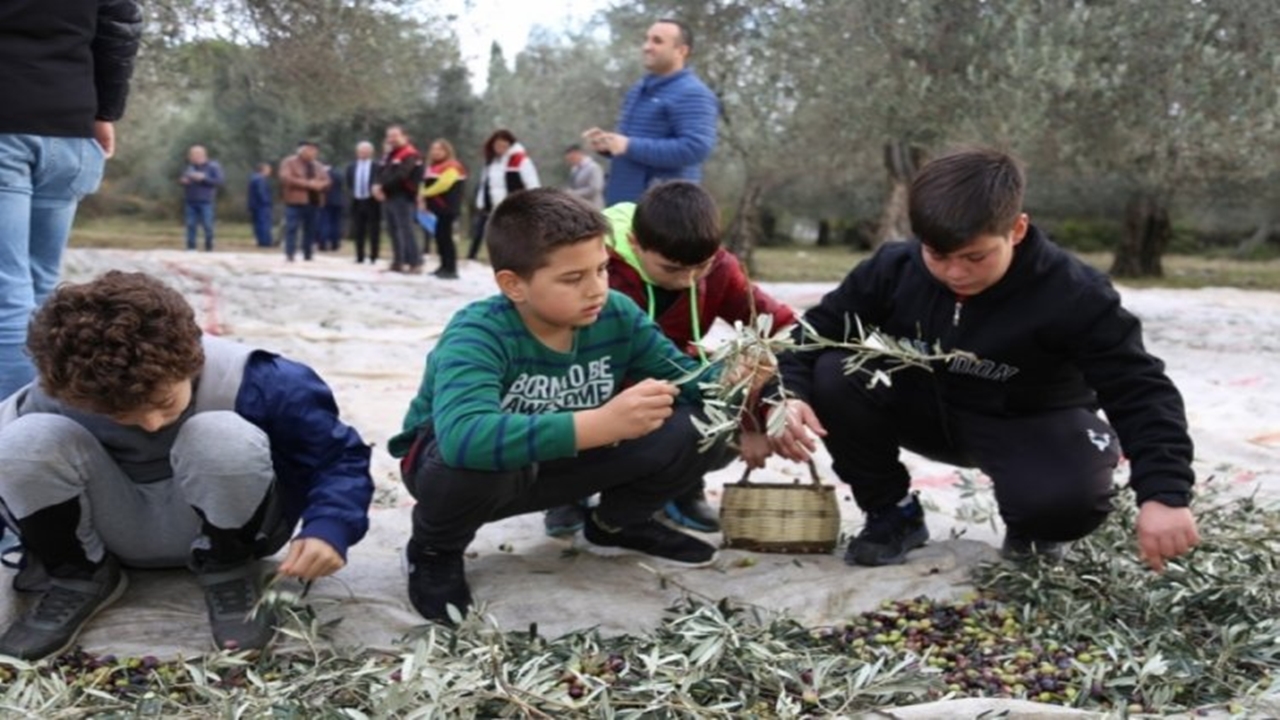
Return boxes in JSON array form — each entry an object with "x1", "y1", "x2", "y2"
[{"x1": 27, "y1": 271, "x2": 205, "y2": 414}]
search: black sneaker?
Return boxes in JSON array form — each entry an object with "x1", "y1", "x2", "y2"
[
  {"x1": 544, "y1": 503, "x2": 587, "y2": 538},
  {"x1": 197, "y1": 563, "x2": 275, "y2": 652},
  {"x1": 583, "y1": 512, "x2": 717, "y2": 567},
  {"x1": 432, "y1": 269, "x2": 460, "y2": 280},
  {"x1": 1000, "y1": 533, "x2": 1067, "y2": 563},
  {"x1": 845, "y1": 493, "x2": 929, "y2": 567},
  {"x1": 0, "y1": 557, "x2": 127, "y2": 660},
  {"x1": 405, "y1": 543, "x2": 472, "y2": 624},
  {"x1": 662, "y1": 488, "x2": 720, "y2": 533}
]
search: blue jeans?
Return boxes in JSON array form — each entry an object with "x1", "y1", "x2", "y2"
[
  {"x1": 0, "y1": 135, "x2": 104, "y2": 398},
  {"x1": 184, "y1": 201, "x2": 215, "y2": 251},
  {"x1": 251, "y1": 206, "x2": 273, "y2": 247},
  {"x1": 284, "y1": 204, "x2": 318, "y2": 260}
]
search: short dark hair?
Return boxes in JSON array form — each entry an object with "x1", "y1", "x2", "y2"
[
  {"x1": 564, "y1": 143, "x2": 584, "y2": 154},
  {"x1": 28, "y1": 271, "x2": 204, "y2": 415},
  {"x1": 483, "y1": 129, "x2": 518, "y2": 164},
  {"x1": 908, "y1": 148, "x2": 1025, "y2": 254},
  {"x1": 632, "y1": 181, "x2": 720, "y2": 266},
  {"x1": 657, "y1": 18, "x2": 694, "y2": 53},
  {"x1": 486, "y1": 188, "x2": 609, "y2": 278}
]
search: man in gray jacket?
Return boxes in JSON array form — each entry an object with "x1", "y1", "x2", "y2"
[{"x1": 564, "y1": 144, "x2": 605, "y2": 209}]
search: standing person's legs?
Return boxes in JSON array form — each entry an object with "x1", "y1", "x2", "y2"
[
  {"x1": 300, "y1": 205, "x2": 318, "y2": 261},
  {"x1": 369, "y1": 201, "x2": 382, "y2": 263},
  {"x1": 252, "y1": 207, "x2": 273, "y2": 248},
  {"x1": 383, "y1": 202, "x2": 405, "y2": 270},
  {"x1": 283, "y1": 205, "x2": 302, "y2": 260},
  {"x1": 199, "y1": 202, "x2": 215, "y2": 251},
  {"x1": 184, "y1": 201, "x2": 198, "y2": 250},
  {"x1": 956, "y1": 408, "x2": 1117, "y2": 548},
  {"x1": 467, "y1": 211, "x2": 488, "y2": 260},
  {"x1": 434, "y1": 215, "x2": 458, "y2": 277},
  {"x1": 396, "y1": 197, "x2": 424, "y2": 270},
  {"x1": 351, "y1": 201, "x2": 367, "y2": 262},
  {"x1": 0, "y1": 135, "x2": 103, "y2": 398}
]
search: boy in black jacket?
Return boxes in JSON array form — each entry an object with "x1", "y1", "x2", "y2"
[{"x1": 771, "y1": 148, "x2": 1199, "y2": 571}]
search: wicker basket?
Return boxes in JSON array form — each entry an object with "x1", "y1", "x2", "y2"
[{"x1": 719, "y1": 461, "x2": 841, "y2": 554}]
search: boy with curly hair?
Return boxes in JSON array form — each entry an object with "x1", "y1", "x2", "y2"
[{"x1": 0, "y1": 271, "x2": 373, "y2": 659}]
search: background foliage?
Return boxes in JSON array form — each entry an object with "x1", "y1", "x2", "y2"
[{"x1": 100, "y1": 0, "x2": 1280, "y2": 275}]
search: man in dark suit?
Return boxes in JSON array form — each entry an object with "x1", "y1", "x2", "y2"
[
  {"x1": 247, "y1": 162, "x2": 273, "y2": 248},
  {"x1": 345, "y1": 141, "x2": 382, "y2": 264}
]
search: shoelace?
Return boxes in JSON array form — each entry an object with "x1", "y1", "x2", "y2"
[
  {"x1": 33, "y1": 585, "x2": 95, "y2": 624},
  {"x1": 207, "y1": 579, "x2": 254, "y2": 617}
]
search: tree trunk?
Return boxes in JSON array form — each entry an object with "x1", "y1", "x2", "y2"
[
  {"x1": 725, "y1": 181, "x2": 765, "y2": 277},
  {"x1": 1235, "y1": 217, "x2": 1274, "y2": 257},
  {"x1": 816, "y1": 219, "x2": 832, "y2": 247},
  {"x1": 873, "y1": 141, "x2": 926, "y2": 248},
  {"x1": 1111, "y1": 192, "x2": 1171, "y2": 278}
]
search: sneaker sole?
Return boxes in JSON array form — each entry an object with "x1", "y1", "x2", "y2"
[
  {"x1": 574, "y1": 536, "x2": 719, "y2": 569},
  {"x1": 845, "y1": 526, "x2": 930, "y2": 567},
  {"x1": 45, "y1": 572, "x2": 129, "y2": 660}
]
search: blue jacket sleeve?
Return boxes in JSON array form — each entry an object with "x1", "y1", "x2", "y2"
[
  {"x1": 204, "y1": 161, "x2": 225, "y2": 188},
  {"x1": 237, "y1": 354, "x2": 373, "y2": 559},
  {"x1": 623, "y1": 85, "x2": 719, "y2": 170}
]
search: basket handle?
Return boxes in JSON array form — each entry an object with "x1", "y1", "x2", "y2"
[{"x1": 738, "y1": 459, "x2": 823, "y2": 486}]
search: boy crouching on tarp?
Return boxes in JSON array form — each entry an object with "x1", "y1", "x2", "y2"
[{"x1": 0, "y1": 271, "x2": 373, "y2": 659}]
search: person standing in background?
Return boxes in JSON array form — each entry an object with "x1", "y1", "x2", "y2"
[
  {"x1": 584, "y1": 19, "x2": 718, "y2": 205},
  {"x1": 178, "y1": 145, "x2": 224, "y2": 252},
  {"x1": 419, "y1": 139, "x2": 467, "y2": 280},
  {"x1": 0, "y1": 0, "x2": 142, "y2": 399},
  {"x1": 564, "y1": 144, "x2": 605, "y2": 210},
  {"x1": 278, "y1": 140, "x2": 330, "y2": 262},
  {"x1": 468, "y1": 129, "x2": 539, "y2": 261},
  {"x1": 246, "y1": 162, "x2": 274, "y2": 248},
  {"x1": 345, "y1": 141, "x2": 381, "y2": 264},
  {"x1": 318, "y1": 164, "x2": 344, "y2": 252},
  {"x1": 374, "y1": 125, "x2": 425, "y2": 274}
]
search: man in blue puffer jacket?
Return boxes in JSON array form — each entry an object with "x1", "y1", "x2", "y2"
[
  {"x1": 0, "y1": 271, "x2": 373, "y2": 660},
  {"x1": 585, "y1": 19, "x2": 719, "y2": 205}
]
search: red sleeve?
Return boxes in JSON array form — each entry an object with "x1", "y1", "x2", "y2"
[{"x1": 710, "y1": 250, "x2": 797, "y2": 333}]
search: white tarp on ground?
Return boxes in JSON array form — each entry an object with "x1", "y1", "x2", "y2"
[{"x1": 1, "y1": 249, "x2": 1277, "y2": 717}]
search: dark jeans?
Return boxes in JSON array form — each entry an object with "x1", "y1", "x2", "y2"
[
  {"x1": 318, "y1": 204, "x2": 343, "y2": 251},
  {"x1": 383, "y1": 195, "x2": 421, "y2": 268},
  {"x1": 435, "y1": 213, "x2": 458, "y2": 273},
  {"x1": 284, "y1": 204, "x2": 318, "y2": 260},
  {"x1": 250, "y1": 206, "x2": 273, "y2": 247},
  {"x1": 402, "y1": 406, "x2": 722, "y2": 552},
  {"x1": 809, "y1": 350, "x2": 1117, "y2": 542},
  {"x1": 467, "y1": 211, "x2": 488, "y2": 260},
  {"x1": 350, "y1": 198, "x2": 381, "y2": 262},
  {"x1": 184, "y1": 201, "x2": 215, "y2": 251}
]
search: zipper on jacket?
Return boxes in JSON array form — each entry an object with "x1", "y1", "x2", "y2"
[{"x1": 952, "y1": 298, "x2": 964, "y2": 327}]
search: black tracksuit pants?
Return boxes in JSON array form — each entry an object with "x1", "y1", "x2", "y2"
[
  {"x1": 808, "y1": 350, "x2": 1117, "y2": 542},
  {"x1": 401, "y1": 407, "x2": 727, "y2": 552}
]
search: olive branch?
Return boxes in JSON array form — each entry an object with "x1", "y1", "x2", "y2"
[{"x1": 672, "y1": 313, "x2": 973, "y2": 452}]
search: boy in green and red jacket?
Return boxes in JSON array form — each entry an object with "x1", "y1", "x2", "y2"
[{"x1": 545, "y1": 181, "x2": 797, "y2": 536}]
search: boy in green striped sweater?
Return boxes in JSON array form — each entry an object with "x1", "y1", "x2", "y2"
[{"x1": 389, "y1": 188, "x2": 731, "y2": 623}]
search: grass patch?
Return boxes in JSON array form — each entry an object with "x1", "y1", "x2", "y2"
[{"x1": 70, "y1": 218, "x2": 1280, "y2": 290}]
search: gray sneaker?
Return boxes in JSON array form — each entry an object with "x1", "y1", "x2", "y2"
[
  {"x1": 197, "y1": 563, "x2": 275, "y2": 652},
  {"x1": 0, "y1": 557, "x2": 127, "y2": 660}
]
